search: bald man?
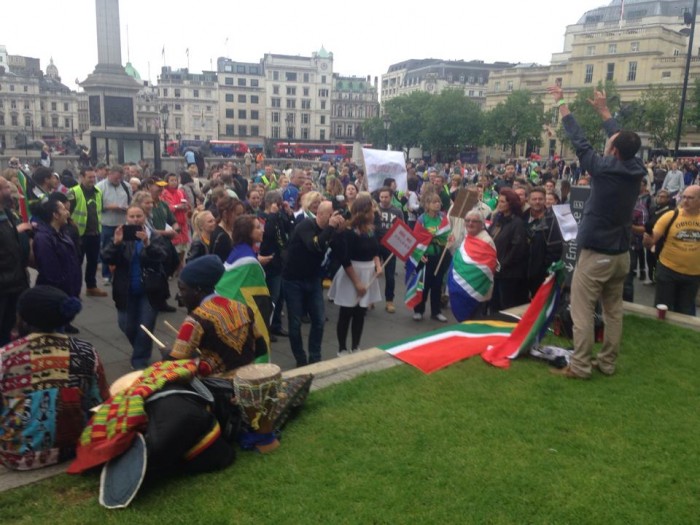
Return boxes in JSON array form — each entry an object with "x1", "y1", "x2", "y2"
[{"x1": 282, "y1": 200, "x2": 345, "y2": 366}]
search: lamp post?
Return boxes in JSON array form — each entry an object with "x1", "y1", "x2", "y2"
[
  {"x1": 160, "y1": 105, "x2": 169, "y2": 157},
  {"x1": 285, "y1": 113, "x2": 293, "y2": 157},
  {"x1": 675, "y1": 0, "x2": 698, "y2": 157},
  {"x1": 383, "y1": 114, "x2": 391, "y2": 150}
]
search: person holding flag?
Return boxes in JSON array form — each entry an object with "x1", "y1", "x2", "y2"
[{"x1": 407, "y1": 192, "x2": 452, "y2": 322}]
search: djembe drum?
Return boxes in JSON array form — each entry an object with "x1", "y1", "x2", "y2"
[{"x1": 232, "y1": 363, "x2": 282, "y2": 453}]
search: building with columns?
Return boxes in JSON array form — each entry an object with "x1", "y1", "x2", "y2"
[{"x1": 331, "y1": 74, "x2": 380, "y2": 142}]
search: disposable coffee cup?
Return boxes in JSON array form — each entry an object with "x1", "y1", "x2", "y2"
[{"x1": 656, "y1": 304, "x2": 668, "y2": 320}]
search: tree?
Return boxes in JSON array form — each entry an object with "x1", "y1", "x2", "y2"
[
  {"x1": 484, "y1": 90, "x2": 546, "y2": 156},
  {"x1": 556, "y1": 81, "x2": 621, "y2": 152},
  {"x1": 422, "y1": 89, "x2": 483, "y2": 159},
  {"x1": 361, "y1": 116, "x2": 387, "y2": 148},
  {"x1": 685, "y1": 77, "x2": 700, "y2": 129},
  {"x1": 362, "y1": 91, "x2": 432, "y2": 151},
  {"x1": 639, "y1": 85, "x2": 681, "y2": 149}
]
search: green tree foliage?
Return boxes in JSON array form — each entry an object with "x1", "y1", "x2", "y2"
[
  {"x1": 422, "y1": 89, "x2": 483, "y2": 158},
  {"x1": 556, "y1": 81, "x2": 621, "y2": 152},
  {"x1": 638, "y1": 85, "x2": 681, "y2": 149},
  {"x1": 361, "y1": 116, "x2": 387, "y2": 148},
  {"x1": 685, "y1": 77, "x2": 700, "y2": 130},
  {"x1": 484, "y1": 90, "x2": 546, "y2": 155},
  {"x1": 384, "y1": 91, "x2": 433, "y2": 150}
]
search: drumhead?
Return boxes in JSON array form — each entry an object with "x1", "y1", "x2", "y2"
[{"x1": 235, "y1": 363, "x2": 281, "y2": 382}]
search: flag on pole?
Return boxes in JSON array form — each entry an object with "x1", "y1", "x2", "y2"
[
  {"x1": 380, "y1": 320, "x2": 516, "y2": 374},
  {"x1": 404, "y1": 265, "x2": 425, "y2": 309},
  {"x1": 404, "y1": 216, "x2": 450, "y2": 310},
  {"x1": 215, "y1": 245, "x2": 272, "y2": 363},
  {"x1": 481, "y1": 261, "x2": 565, "y2": 369},
  {"x1": 186, "y1": 48, "x2": 189, "y2": 57},
  {"x1": 161, "y1": 46, "x2": 165, "y2": 58},
  {"x1": 448, "y1": 230, "x2": 497, "y2": 322}
]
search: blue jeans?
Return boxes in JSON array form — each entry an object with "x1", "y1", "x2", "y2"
[
  {"x1": 117, "y1": 293, "x2": 159, "y2": 369},
  {"x1": 100, "y1": 225, "x2": 117, "y2": 279},
  {"x1": 267, "y1": 273, "x2": 284, "y2": 333},
  {"x1": 282, "y1": 277, "x2": 324, "y2": 366}
]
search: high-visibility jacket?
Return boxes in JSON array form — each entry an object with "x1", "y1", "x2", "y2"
[{"x1": 69, "y1": 184, "x2": 102, "y2": 236}]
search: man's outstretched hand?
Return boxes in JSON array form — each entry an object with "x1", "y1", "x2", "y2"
[{"x1": 587, "y1": 89, "x2": 613, "y2": 120}]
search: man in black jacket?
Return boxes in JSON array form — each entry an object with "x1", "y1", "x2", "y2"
[
  {"x1": 0, "y1": 177, "x2": 30, "y2": 345},
  {"x1": 282, "y1": 201, "x2": 345, "y2": 366},
  {"x1": 548, "y1": 86, "x2": 645, "y2": 379},
  {"x1": 526, "y1": 187, "x2": 563, "y2": 297}
]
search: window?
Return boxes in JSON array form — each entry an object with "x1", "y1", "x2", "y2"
[
  {"x1": 193, "y1": 89, "x2": 199, "y2": 98},
  {"x1": 495, "y1": 81, "x2": 500, "y2": 92},
  {"x1": 586, "y1": 45, "x2": 596, "y2": 56},
  {"x1": 63, "y1": 103, "x2": 69, "y2": 111},
  {"x1": 225, "y1": 77, "x2": 233, "y2": 85},
  {"x1": 25, "y1": 116, "x2": 32, "y2": 127},
  {"x1": 41, "y1": 116, "x2": 46, "y2": 127},
  {"x1": 584, "y1": 64, "x2": 594, "y2": 83},
  {"x1": 174, "y1": 104, "x2": 182, "y2": 110},
  {"x1": 608, "y1": 43, "x2": 617, "y2": 54},
  {"x1": 10, "y1": 85, "x2": 14, "y2": 92},
  {"x1": 273, "y1": 85, "x2": 280, "y2": 95},
  {"x1": 286, "y1": 72, "x2": 297, "y2": 81},
  {"x1": 286, "y1": 99, "x2": 296, "y2": 108},
  {"x1": 320, "y1": 116, "x2": 326, "y2": 125},
  {"x1": 606, "y1": 63, "x2": 615, "y2": 81},
  {"x1": 51, "y1": 102, "x2": 57, "y2": 111},
  {"x1": 23, "y1": 85, "x2": 28, "y2": 92},
  {"x1": 469, "y1": 90, "x2": 475, "y2": 97},
  {"x1": 336, "y1": 124, "x2": 342, "y2": 136},
  {"x1": 226, "y1": 109, "x2": 234, "y2": 118},
  {"x1": 631, "y1": 41, "x2": 639, "y2": 52},
  {"x1": 251, "y1": 95, "x2": 259, "y2": 104},
  {"x1": 238, "y1": 125, "x2": 247, "y2": 136},
  {"x1": 272, "y1": 71, "x2": 279, "y2": 81},
  {"x1": 52, "y1": 116, "x2": 59, "y2": 128},
  {"x1": 251, "y1": 79, "x2": 259, "y2": 87},
  {"x1": 318, "y1": 89, "x2": 329, "y2": 97},
  {"x1": 0, "y1": 116, "x2": 4, "y2": 125},
  {"x1": 321, "y1": 76, "x2": 326, "y2": 84},
  {"x1": 506, "y1": 81, "x2": 513, "y2": 91},
  {"x1": 286, "y1": 86, "x2": 296, "y2": 96},
  {"x1": 251, "y1": 126, "x2": 259, "y2": 136},
  {"x1": 302, "y1": 113, "x2": 310, "y2": 124},
  {"x1": 23, "y1": 101, "x2": 30, "y2": 110},
  {"x1": 320, "y1": 101, "x2": 326, "y2": 110},
  {"x1": 346, "y1": 124, "x2": 353, "y2": 136},
  {"x1": 301, "y1": 128, "x2": 309, "y2": 140},
  {"x1": 225, "y1": 94, "x2": 234, "y2": 102},
  {"x1": 238, "y1": 78, "x2": 246, "y2": 87},
  {"x1": 271, "y1": 98, "x2": 281, "y2": 108},
  {"x1": 64, "y1": 118, "x2": 70, "y2": 128},
  {"x1": 272, "y1": 112, "x2": 280, "y2": 123},
  {"x1": 175, "y1": 117, "x2": 182, "y2": 128},
  {"x1": 174, "y1": 89, "x2": 181, "y2": 98},
  {"x1": 662, "y1": 71, "x2": 672, "y2": 78},
  {"x1": 236, "y1": 65, "x2": 246, "y2": 73},
  {"x1": 320, "y1": 129, "x2": 325, "y2": 140},
  {"x1": 238, "y1": 94, "x2": 246, "y2": 103},
  {"x1": 303, "y1": 87, "x2": 309, "y2": 97},
  {"x1": 303, "y1": 73, "x2": 310, "y2": 83},
  {"x1": 286, "y1": 113, "x2": 295, "y2": 124},
  {"x1": 251, "y1": 110, "x2": 259, "y2": 120},
  {"x1": 627, "y1": 61, "x2": 637, "y2": 82},
  {"x1": 238, "y1": 110, "x2": 246, "y2": 119},
  {"x1": 225, "y1": 124, "x2": 234, "y2": 136},
  {"x1": 271, "y1": 126, "x2": 280, "y2": 139},
  {"x1": 302, "y1": 99, "x2": 311, "y2": 109},
  {"x1": 11, "y1": 115, "x2": 18, "y2": 126}
]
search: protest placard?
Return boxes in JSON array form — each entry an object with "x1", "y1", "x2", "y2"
[
  {"x1": 380, "y1": 219, "x2": 418, "y2": 262},
  {"x1": 362, "y1": 148, "x2": 407, "y2": 193}
]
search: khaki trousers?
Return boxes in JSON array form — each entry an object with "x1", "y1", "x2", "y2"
[{"x1": 570, "y1": 249, "x2": 629, "y2": 377}]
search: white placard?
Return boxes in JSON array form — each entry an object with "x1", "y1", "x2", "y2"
[
  {"x1": 362, "y1": 148, "x2": 407, "y2": 193},
  {"x1": 552, "y1": 204, "x2": 578, "y2": 242}
]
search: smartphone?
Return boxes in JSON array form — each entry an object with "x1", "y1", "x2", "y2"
[{"x1": 122, "y1": 224, "x2": 141, "y2": 241}]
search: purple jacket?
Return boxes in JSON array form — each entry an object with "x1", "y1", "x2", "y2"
[{"x1": 32, "y1": 221, "x2": 82, "y2": 298}]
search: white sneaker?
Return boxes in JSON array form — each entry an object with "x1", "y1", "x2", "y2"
[
  {"x1": 412, "y1": 313, "x2": 423, "y2": 321},
  {"x1": 102, "y1": 277, "x2": 111, "y2": 287},
  {"x1": 432, "y1": 313, "x2": 448, "y2": 323},
  {"x1": 337, "y1": 349, "x2": 351, "y2": 357},
  {"x1": 643, "y1": 278, "x2": 654, "y2": 285}
]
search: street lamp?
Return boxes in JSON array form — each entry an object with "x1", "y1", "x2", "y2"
[
  {"x1": 383, "y1": 114, "x2": 391, "y2": 150},
  {"x1": 675, "y1": 0, "x2": 698, "y2": 157},
  {"x1": 160, "y1": 105, "x2": 169, "y2": 157}
]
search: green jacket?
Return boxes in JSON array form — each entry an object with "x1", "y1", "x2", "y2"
[{"x1": 69, "y1": 184, "x2": 102, "y2": 236}]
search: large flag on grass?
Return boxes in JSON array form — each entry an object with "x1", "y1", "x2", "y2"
[
  {"x1": 448, "y1": 230, "x2": 497, "y2": 321},
  {"x1": 216, "y1": 245, "x2": 272, "y2": 362},
  {"x1": 379, "y1": 320, "x2": 516, "y2": 374},
  {"x1": 481, "y1": 261, "x2": 565, "y2": 369}
]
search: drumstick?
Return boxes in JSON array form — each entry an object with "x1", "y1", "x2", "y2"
[
  {"x1": 140, "y1": 324, "x2": 166, "y2": 349},
  {"x1": 163, "y1": 320, "x2": 179, "y2": 335}
]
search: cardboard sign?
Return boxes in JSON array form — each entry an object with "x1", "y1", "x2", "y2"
[
  {"x1": 380, "y1": 219, "x2": 418, "y2": 262},
  {"x1": 449, "y1": 188, "x2": 479, "y2": 218}
]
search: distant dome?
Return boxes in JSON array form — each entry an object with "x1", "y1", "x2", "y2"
[
  {"x1": 46, "y1": 57, "x2": 59, "y2": 80},
  {"x1": 578, "y1": 0, "x2": 692, "y2": 25},
  {"x1": 317, "y1": 46, "x2": 331, "y2": 58},
  {"x1": 125, "y1": 61, "x2": 141, "y2": 81}
]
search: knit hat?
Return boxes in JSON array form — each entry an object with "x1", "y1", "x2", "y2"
[
  {"x1": 17, "y1": 286, "x2": 82, "y2": 331},
  {"x1": 179, "y1": 255, "x2": 225, "y2": 290}
]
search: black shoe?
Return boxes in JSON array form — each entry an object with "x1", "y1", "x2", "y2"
[
  {"x1": 158, "y1": 302, "x2": 177, "y2": 313},
  {"x1": 64, "y1": 323, "x2": 80, "y2": 334},
  {"x1": 272, "y1": 328, "x2": 289, "y2": 337}
]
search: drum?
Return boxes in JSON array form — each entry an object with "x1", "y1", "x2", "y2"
[{"x1": 232, "y1": 363, "x2": 282, "y2": 452}]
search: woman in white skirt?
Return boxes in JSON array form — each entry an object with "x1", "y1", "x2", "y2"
[{"x1": 328, "y1": 193, "x2": 383, "y2": 356}]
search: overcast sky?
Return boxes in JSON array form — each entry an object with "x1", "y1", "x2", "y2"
[{"x1": 3, "y1": 0, "x2": 612, "y2": 91}]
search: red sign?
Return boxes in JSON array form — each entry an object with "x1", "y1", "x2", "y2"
[{"x1": 380, "y1": 219, "x2": 418, "y2": 262}]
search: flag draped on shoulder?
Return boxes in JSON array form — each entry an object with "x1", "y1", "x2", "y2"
[
  {"x1": 448, "y1": 230, "x2": 498, "y2": 322},
  {"x1": 380, "y1": 320, "x2": 516, "y2": 374},
  {"x1": 482, "y1": 261, "x2": 565, "y2": 369},
  {"x1": 404, "y1": 215, "x2": 450, "y2": 310},
  {"x1": 215, "y1": 244, "x2": 272, "y2": 362}
]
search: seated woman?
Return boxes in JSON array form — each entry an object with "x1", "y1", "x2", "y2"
[{"x1": 0, "y1": 285, "x2": 109, "y2": 470}]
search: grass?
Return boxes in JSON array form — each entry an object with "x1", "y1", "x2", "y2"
[{"x1": 1, "y1": 315, "x2": 699, "y2": 524}]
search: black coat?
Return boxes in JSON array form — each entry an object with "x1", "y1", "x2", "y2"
[
  {"x1": 0, "y1": 208, "x2": 28, "y2": 295},
  {"x1": 488, "y1": 213, "x2": 528, "y2": 280}
]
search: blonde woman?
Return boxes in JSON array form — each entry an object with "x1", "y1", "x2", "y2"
[{"x1": 186, "y1": 210, "x2": 218, "y2": 263}]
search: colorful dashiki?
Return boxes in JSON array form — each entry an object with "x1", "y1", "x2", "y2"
[
  {"x1": 170, "y1": 295, "x2": 260, "y2": 375},
  {"x1": 0, "y1": 333, "x2": 108, "y2": 470}
]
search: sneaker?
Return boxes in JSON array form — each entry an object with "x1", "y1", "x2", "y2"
[
  {"x1": 337, "y1": 349, "x2": 351, "y2": 357},
  {"x1": 385, "y1": 301, "x2": 396, "y2": 314},
  {"x1": 86, "y1": 287, "x2": 108, "y2": 297},
  {"x1": 432, "y1": 313, "x2": 448, "y2": 323},
  {"x1": 351, "y1": 348, "x2": 360, "y2": 353},
  {"x1": 643, "y1": 278, "x2": 654, "y2": 285},
  {"x1": 412, "y1": 312, "x2": 423, "y2": 321},
  {"x1": 102, "y1": 277, "x2": 111, "y2": 287}
]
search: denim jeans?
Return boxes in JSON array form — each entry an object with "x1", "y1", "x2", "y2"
[
  {"x1": 100, "y1": 225, "x2": 117, "y2": 279},
  {"x1": 267, "y1": 273, "x2": 284, "y2": 333},
  {"x1": 380, "y1": 246, "x2": 396, "y2": 301},
  {"x1": 117, "y1": 293, "x2": 159, "y2": 369},
  {"x1": 282, "y1": 277, "x2": 324, "y2": 366},
  {"x1": 82, "y1": 233, "x2": 101, "y2": 289}
]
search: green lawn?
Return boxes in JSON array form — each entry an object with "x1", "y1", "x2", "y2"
[{"x1": 1, "y1": 315, "x2": 698, "y2": 524}]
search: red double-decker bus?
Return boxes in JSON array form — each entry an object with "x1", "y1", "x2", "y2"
[
  {"x1": 210, "y1": 140, "x2": 249, "y2": 158},
  {"x1": 275, "y1": 142, "x2": 358, "y2": 160}
]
